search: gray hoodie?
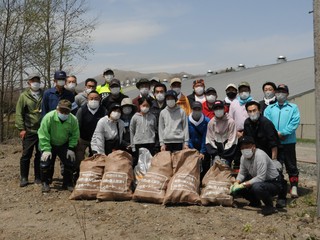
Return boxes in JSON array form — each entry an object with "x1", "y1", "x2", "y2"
[
  {"x1": 158, "y1": 105, "x2": 189, "y2": 146},
  {"x1": 130, "y1": 112, "x2": 157, "y2": 151}
]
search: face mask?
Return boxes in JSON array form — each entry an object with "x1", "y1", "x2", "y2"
[
  {"x1": 110, "y1": 87, "x2": 120, "y2": 95},
  {"x1": 122, "y1": 106, "x2": 132, "y2": 115},
  {"x1": 214, "y1": 109, "x2": 224, "y2": 118},
  {"x1": 166, "y1": 99, "x2": 176, "y2": 108},
  {"x1": 156, "y1": 93, "x2": 165, "y2": 102},
  {"x1": 139, "y1": 87, "x2": 149, "y2": 96},
  {"x1": 172, "y1": 88, "x2": 181, "y2": 95},
  {"x1": 30, "y1": 82, "x2": 40, "y2": 91},
  {"x1": 206, "y1": 95, "x2": 216, "y2": 103},
  {"x1": 241, "y1": 148, "x2": 254, "y2": 159},
  {"x1": 88, "y1": 100, "x2": 99, "y2": 110},
  {"x1": 56, "y1": 80, "x2": 65, "y2": 87},
  {"x1": 192, "y1": 111, "x2": 202, "y2": 121},
  {"x1": 226, "y1": 92, "x2": 237, "y2": 100},
  {"x1": 264, "y1": 91, "x2": 275, "y2": 99},
  {"x1": 249, "y1": 112, "x2": 260, "y2": 122},
  {"x1": 275, "y1": 93, "x2": 287, "y2": 103},
  {"x1": 140, "y1": 106, "x2": 149, "y2": 114},
  {"x1": 58, "y1": 112, "x2": 69, "y2": 121},
  {"x1": 194, "y1": 87, "x2": 204, "y2": 95},
  {"x1": 104, "y1": 75, "x2": 113, "y2": 83},
  {"x1": 85, "y1": 88, "x2": 93, "y2": 94},
  {"x1": 110, "y1": 111, "x2": 121, "y2": 120},
  {"x1": 239, "y1": 91, "x2": 250, "y2": 100},
  {"x1": 65, "y1": 83, "x2": 76, "y2": 91}
]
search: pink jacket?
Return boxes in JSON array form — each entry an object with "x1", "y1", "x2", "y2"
[{"x1": 228, "y1": 99, "x2": 248, "y2": 131}]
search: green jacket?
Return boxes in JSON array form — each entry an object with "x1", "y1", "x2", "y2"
[
  {"x1": 38, "y1": 110, "x2": 80, "y2": 152},
  {"x1": 15, "y1": 89, "x2": 43, "y2": 134}
]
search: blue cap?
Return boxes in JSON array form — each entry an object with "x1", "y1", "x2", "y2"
[{"x1": 54, "y1": 70, "x2": 67, "y2": 80}]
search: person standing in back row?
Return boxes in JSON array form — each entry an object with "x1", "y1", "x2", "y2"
[
  {"x1": 187, "y1": 79, "x2": 206, "y2": 106},
  {"x1": 15, "y1": 74, "x2": 43, "y2": 187},
  {"x1": 259, "y1": 81, "x2": 277, "y2": 114},
  {"x1": 170, "y1": 77, "x2": 191, "y2": 115},
  {"x1": 264, "y1": 84, "x2": 300, "y2": 198},
  {"x1": 96, "y1": 68, "x2": 115, "y2": 100}
]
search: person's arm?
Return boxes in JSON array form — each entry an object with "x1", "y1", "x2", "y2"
[
  {"x1": 41, "y1": 91, "x2": 48, "y2": 117},
  {"x1": 182, "y1": 110, "x2": 189, "y2": 148},
  {"x1": 68, "y1": 116, "x2": 80, "y2": 149},
  {"x1": 129, "y1": 115, "x2": 137, "y2": 151},
  {"x1": 248, "y1": 154, "x2": 268, "y2": 185},
  {"x1": 15, "y1": 95, "x2": 26, "y2": 139},
  {"x1": 91, "y1": 119, "x2": 106, "y2": 154},
  {"x1": 236, "y1": 156, "x2": 248, "y2": 183},
  {"x1": 280, "y1": 105, "x2": 300, "y2": 136},
  {"x1": 37, "y1": 114, "x2": 52, "y2": 152}
]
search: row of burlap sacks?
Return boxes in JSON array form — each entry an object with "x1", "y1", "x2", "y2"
[{"x1": 69, "y1": 149, "x2": 236, "y2": 206}]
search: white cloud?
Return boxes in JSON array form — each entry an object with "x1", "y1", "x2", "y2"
[{"x1": 93, "y1": 20, "x2": 165, "y2": 44}]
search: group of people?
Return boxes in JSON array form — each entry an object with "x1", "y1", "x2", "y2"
[{"x1": 15, "y1": 68, "x2": 301, "y2": 215}]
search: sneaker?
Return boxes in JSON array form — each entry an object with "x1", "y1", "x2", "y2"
[
  {"x1": 261, "y1": 206, "x2": 278, "y2": 216},
  {"x1": 34, "y1": 179, "x2": 42, "y2": 184},
  {"x1": 42, "y1": 182, "x2": 50, "y2": 193},
  {"x1": 290, "y1": 186, "x2": 299, "y2": 198},
  {"x1": 276, "y1": 199, "x2": 287, "y2": 208},
  {"x1": 20, "y1": 178, "x2": 28, "y2": 187}
]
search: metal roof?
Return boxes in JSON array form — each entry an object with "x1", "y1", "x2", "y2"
[{"x1": 124, "y1": 57, "x2": 315, "y2": 100}]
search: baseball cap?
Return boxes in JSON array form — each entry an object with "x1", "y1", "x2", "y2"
[
  {"x1": 170, "y1": 78, "x2": 182, "y2": 86},
  {"x1": 109, "y1": 78, "x2": 120, "y2": 87},
  {"x1": 191, "y1": 101, "x2": 202, "y2": 109},
  {"x1": 225, "y1": 83, "x2": 237, "y2": 91},
  {"x1": 212, "y1": 100, "x2": 224, "y2": 109},
  {"x1": 165, "y1": 90, "x2": 178, "y2": 100},
  {"x1": 277, "y1": 84, "x2": 289, "y2": 93},
  {"x1": 205, "y1": 87, "x2": 217, "y2": 95},
  {"x1": 28, "y1": 74, "x2": 40, "y2": 81},
  {"x1": 121, "y1": 97, "x2": 135, "y2": 107},
  {"x1": 238, "y1": 81, "x2": 250, "y2": 89},
  {"x1": 109, "y1": 103, "x2": 121, "y2": 112},
  {"x1": 54, "y1": 71, "x2": 67, "y2": 80},
  {"x1": 136, "y1": 78, "x2": 150, "y2": 89},
  {"x1": 103, "y1": 68, "x2": 114, "y2": 75},
  {"x1": 150, "y1": 77, "x2": 160, "y2": 83},
  {"x1": 57, "y1": 99, "x2": 72, "y2": 111},
  {"x1": 238, "y1": 136, "x2": 255, "y2": 147}
]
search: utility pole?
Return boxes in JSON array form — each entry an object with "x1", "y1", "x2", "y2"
[{"x1": 313, "y1": 0, "x2": 320, "y2": 218}]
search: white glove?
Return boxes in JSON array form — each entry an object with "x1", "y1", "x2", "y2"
[
  {"x1": 41, "y1": 152, "x2": 52, "y2": 162},
  {"x1": 273, "y1": 159, "x2": 283, "y2": 171},
  {"x1": 67, "y1": 149, "x2": 76, "y2": 162}
]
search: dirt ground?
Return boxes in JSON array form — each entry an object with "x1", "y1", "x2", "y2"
[{"x1": 0, "y1": 139, "x2": 319, "y2": 240}]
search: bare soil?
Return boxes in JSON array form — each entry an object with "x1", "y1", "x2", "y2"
[{"x1": 0, "y1": 139, "x2": 319, "y2": 240}]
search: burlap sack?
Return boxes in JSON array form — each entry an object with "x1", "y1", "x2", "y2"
[
  {"x1": 163, "y1": 149, "x2": 201, "y2": 205},
  {"x1": 97, "y1": 150, "x2": 134, "y2": 201},
  {"x1": 133, "y1": 151, "x2": 172, "y2": 204},
  {"x1": 200, "y1": 160, "x2": 236, "y2": 206},
  {"x1": 69, "y1": 154, "x2": 107, "y2": 200}
]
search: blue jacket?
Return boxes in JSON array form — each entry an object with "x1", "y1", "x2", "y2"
[
  {"x1": 188, "y1": 115, "x2": 210, "y2": 154},
  {"x1": 264, "y1": 101, "x2": 300, "y2": 144},
  {"x1": 41, "y1": 87, "x2": 75, "y2": 117}
]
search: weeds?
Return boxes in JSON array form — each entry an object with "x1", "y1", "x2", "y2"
[{"x1": 242, "y1": 222, "x2": 252, "y2": 233}]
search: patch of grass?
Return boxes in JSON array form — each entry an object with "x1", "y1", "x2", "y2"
[
  {"x1": 296, "y1": 138, "x2": 316, "y2": 144},
  {"x1": 242, "y1": 222, "x2": 252, "y2": 233},
  {"x1": 301, "y1": 194, "x2": 316, "y2": 207}
]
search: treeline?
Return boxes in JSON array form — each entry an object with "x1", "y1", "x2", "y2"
[{"x1": 0, "y1": 0, "x2": 96, "y2": 142}]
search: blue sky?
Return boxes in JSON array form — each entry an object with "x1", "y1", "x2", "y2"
[{"x1": 75, "y1": 0, "x2": 314, "y2": 81}]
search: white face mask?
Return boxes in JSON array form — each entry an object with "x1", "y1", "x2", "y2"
[
  {"x1": 166, "y1": 99, "x2": 176, "y2": 108},
  {"x1": 172, "y1": 88, "x2": 181, "y2": 95},
  {"x1": 122, "y1": 106, "x2": 132, "y2": 115},
  {"x1": 110, "y1": 111, "x2": 121, "y2": 120},
  {"x1": 239, "y1": 91, "x2": 250, "y2": 100},
  {"x1": 30, "y1": 82, "x2": 40, "y2": 91},
  {"x1": 241, "y1": 148, "x2": 254, "y2": 159},
  {"x1": 249, "y1": 112, "x2": 260, "y2": 121},
  {"x1": 194, "y1": 87, "x2": 204, "y2": 95},
  {"x1": 264, "y1": 91, "x2": 275, "y2": 99},
  {"x1": 85, "y1": 88, "x2": 93, "y2": 94},
  {"x1": 56, "y1": 80, "x2": 65, "y2": 87},
  {"x1": 65, "y1": 83, "x2": 76, "y2": 91},
  {"x1": 214, "y1": 109, "x2": 224, "y2": 118},
  {"x1": 87, "y1": 100, "x2": 99, "y2": 110},
  {"x1": 104, "y1": 75, "x2": 113, "y2": 83},
  {"x1": 110, "y1": 87, "x2": 120, "y2": 95},
  {"x1": 206, "y1": 95, "x2": 216, "y2": 103},
  {"x1": 275, "y1": 93, "x2": 287, "y2": 103},
  {"x1": 156, "y1": 93, "x2": 165, "y2": 102},
  {"x1": 57, "y1": 112, "x2": 69, "y2": 121},
  {"x1": 139, "y1": 87, "x2": 149, "y2": 96},
  {"x1": 140, "y1": 106, "x2": 149, "y2": 114}
]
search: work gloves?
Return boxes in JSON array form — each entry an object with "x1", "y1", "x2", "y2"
[
  {"x1": 41, "y1": 152, "x2": 52, "y2": 162},
  {"x1": 67, "y1": 149, "x2": 76, "y2": 162},
  {"x1": 230, "y1": 182, "x2": 245, "y2": 194}
]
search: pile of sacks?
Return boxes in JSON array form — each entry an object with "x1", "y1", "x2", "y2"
[{"x1": 70, "y1": 149, "x2": 235, "y2": 206}]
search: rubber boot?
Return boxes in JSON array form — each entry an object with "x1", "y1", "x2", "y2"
[
  {"x1": 20, "y1": 160, "x2": 29, "y2": 187},
  {"x1": 289, "y1": 176, "x2": 299, "y2": 198}
]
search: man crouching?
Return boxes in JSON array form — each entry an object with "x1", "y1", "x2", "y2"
[{"x1": 230, "y1": 136, "x2": 283, "y2": 216}]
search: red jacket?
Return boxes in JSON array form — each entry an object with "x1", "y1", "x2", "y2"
[{"x1": 202, "y1": 101, "x2": 228, "y2": 119}]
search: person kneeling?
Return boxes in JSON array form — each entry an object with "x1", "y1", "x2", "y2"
[{"x1": 230, "y1": 136, "x2": 283, "y2": 216}]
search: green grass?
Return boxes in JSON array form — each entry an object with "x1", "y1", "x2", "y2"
[{"x1": 296, "y1": 138, "x2": 316, "y2": 144}]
